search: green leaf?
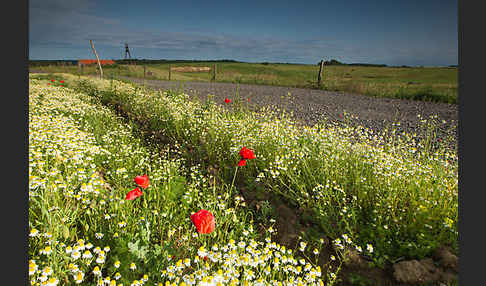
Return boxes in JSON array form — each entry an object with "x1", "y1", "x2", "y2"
[{"x1": 128, "y1": 240, "x2": 149, "y2": 260}]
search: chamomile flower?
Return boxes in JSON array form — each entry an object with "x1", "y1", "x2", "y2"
[
  {"x1": 96, "y1": 255, "x2": 106, "y2": 264},
  {"x1": 29, "y1": 260, "x2": 38, "y2": 275},
  {"x1": 238, "y1": 241, "x2": 246, "y2": 249},
  {"x1": 41, "y1": 246, "x2": 52, "y2": 255},
  {"x1": 198, "y1": 246, "x2": 207, "y2": 258},
  {"x1": 92, "y1": 266, "x2": 102, "y2": 276},
  {"x1": 184, "y1": 258, "x2": 191, "y2": 267},
  {"x1": 68, "y1": 263, "x2": 79, "y2": 273},
  {"x1": 114, "y1": 261, "x2": 121, "y2": 268},
  {"x1": 77, "y1": 240, "x2": 86, "y2": 250},
  {"x1": 95, "y1": 233, "x2": 104, "y2": 239},
  {"x1": 130, "y1": 262, "x2": 137, "y2": 271},
  {"x1": 30, "y1": 228, "x2": 40, "y2": 237},
  {"x1": 38, "y1": 274, "x2": 49, "y2": 282},
  {"x1": 46, "y1": 277, "x2": 59, "y2": 286},
  {"x1": 299, "y1": 242, "x2": 307, "y2": 252},
  {"x1": 73, "y1": 272, "x2": 84, "y2": 284},
  {"x1": 71, "y1": 251, "x2": 81, "y2": 260}
]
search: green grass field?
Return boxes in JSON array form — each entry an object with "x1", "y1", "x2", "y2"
[
  {"x1": 30, "y1": 61, "x2": 458, "y2": 104},
  {"x1": 28, "y1": 72, "x2": 457, "y2": 285}
]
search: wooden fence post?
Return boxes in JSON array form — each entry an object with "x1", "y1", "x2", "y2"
[
  {"x1": 168, "y1": 64, "x2": 171, "y2": 81},
  {"x1": 89, "y1": 40, "x2": 103, "y2": 79},
  {"x1": 317, "y1": 59, "x2": 324, "y2": 88},
  {"x1": 212, "y1": 64, "x2": 216, "y2": 81},
  {"x1": 144, "y1": 65, "x2": 146, "y2": 79}
]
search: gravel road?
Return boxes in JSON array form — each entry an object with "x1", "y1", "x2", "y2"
[
  {"x1": 117, "y1": 76, "x2": 458, "y2": 145},
  {"x1": 29, "y1": 71, "x2": 458, "y2": 145}
]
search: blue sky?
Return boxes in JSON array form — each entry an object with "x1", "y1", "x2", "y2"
[{"x1": 29, "y1": 0, "x2": 458, "y2": 66}]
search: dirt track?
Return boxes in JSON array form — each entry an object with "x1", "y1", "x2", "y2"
[{"x1": 117, "y1": 76, "x2": 458, "y2": 145}]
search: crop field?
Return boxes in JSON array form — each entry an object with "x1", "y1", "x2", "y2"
[
  {"x1": 29, "y1": 73, "x2": 458, "y2": 285},
  {"x1": 29, "y1": 61, "x2": 458, "y2": 104}
]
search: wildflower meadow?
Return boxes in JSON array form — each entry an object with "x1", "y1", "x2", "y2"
[{"x1": 29, "y1": 73, "x2": 457, "y2": 285}]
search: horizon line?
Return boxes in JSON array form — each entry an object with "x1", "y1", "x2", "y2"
[{"x1": 28, "y1": 58, "x2": 458, "y2": 68}]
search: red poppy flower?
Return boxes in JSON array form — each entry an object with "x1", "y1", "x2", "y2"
[
  {"x1": 60, "y1": 85, "x2": 63, "y2": 87},
  {"x1": 134, "y1": 174, "x2": 150, "y2": 189},
  {"x1": 60, "y1": 80, "x2": 64, "y2": 83},
  {"x1": 248, "y1": 98, "x2": 250, "y2": 102},
  {"x1": 224, "y1": 98, "x2": 231, "y2": 104},
  {"x1": 190, "y1": 209, "x2": 215, "y2": 234},
  {"x1": 238, "y1": 159, "x2": 247, "y2": 167},
  {"x1": 51, "y1": 79, "x2": 55, "y2": 82},
  {"x1": 125, "y1": 187, "x2": 143, "y2": 200},
  {"x1": 239, "y1": 146, "x2": 256, "y2": 160},
  {"x1": 47, "y1": 83, "x2": 50, "y2": 85}
]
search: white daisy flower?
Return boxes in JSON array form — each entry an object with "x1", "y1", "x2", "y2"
[{"x1": 73, "y1": 272, "x2": 84, "y2": 284}]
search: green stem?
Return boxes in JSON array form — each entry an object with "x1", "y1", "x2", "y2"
[{"x1": 229, "y1": 166, "x2": 239, "y2": 199}]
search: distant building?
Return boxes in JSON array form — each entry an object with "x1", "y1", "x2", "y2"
[{"x1": 78, "y1": 59, "x2": 115, "y2": 67}]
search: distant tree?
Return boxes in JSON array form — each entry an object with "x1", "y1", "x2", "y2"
[{"x1": 319, "y1": 59, "x2": 344, "y2": 66}]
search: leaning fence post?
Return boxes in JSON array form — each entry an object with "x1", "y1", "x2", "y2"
[
  {"x1": 89, "y1": 40, "x2": 103, "y2": 79},
  {"x1": 168, "y1": 64, "x2": 171, "y2": 81},
  {"x1": 317, "y1": 59, "x2": 324, "y2": 88},
  {"x1": 212, "y1": 64, "x2": 216, "y2": 81}
]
